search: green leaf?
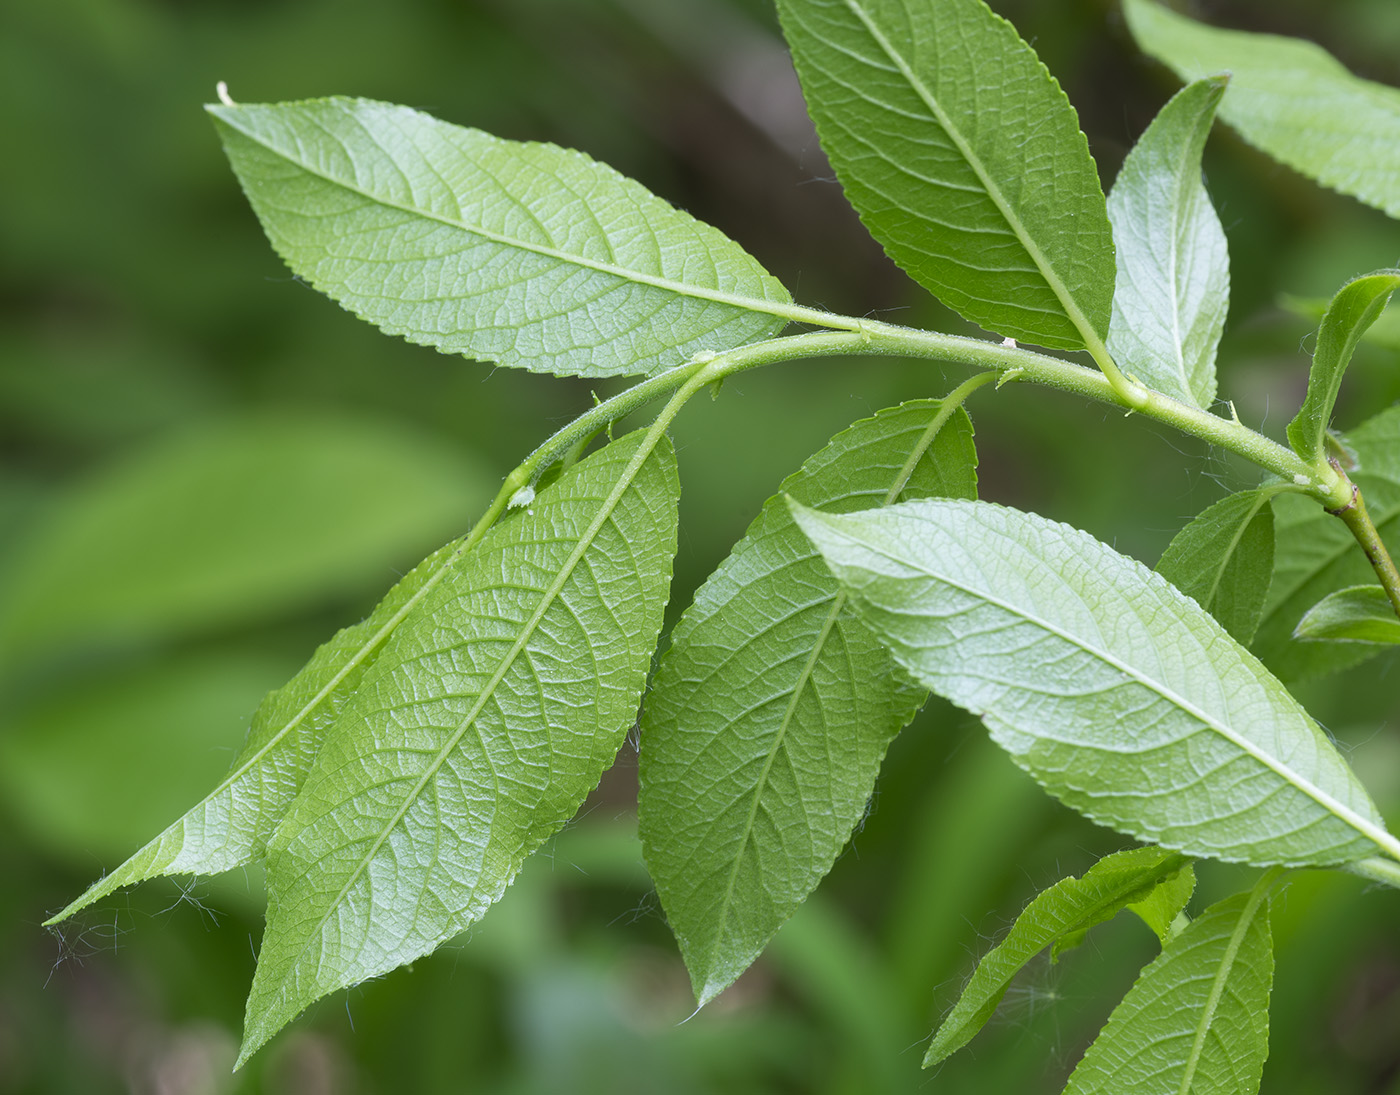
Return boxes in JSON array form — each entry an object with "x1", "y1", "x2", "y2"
[
  {"x1": 43, "y1": 539, "x2": 462, "y2": 925},
  {"x1": 640, "y1": 399, "x2": 977, "y2": 1007},
  {"x1": 0, "y1": 412, "x2": 488, "y2": 663},
  {"x1": 1286, "y1": 271, "x2": 1400, "y2": 466},
  {"x1": 1280, "y1": 294, "x2": 1400, "y2": 352},
  {"x1": 775, "y1": 0, "x2": 1115, "y2": 351},
  {"x1": 1125, "y1": 0, "x2": 1400, "y2": 219},
  {"x1": 924, "y1": 846, "x2": 1191, "y2": 1068},
  {"x1": 1128, "y1": 862, "x2": 1196, "y2": 947},
  {"x1": 790, "y1": 498, "x2": 1399, "y2": 868},
  {"x1": 1106, "y1": 77, "x2": 1229, "y2": 408},
  {"x1": 1063, "y1": 885, "x2": 1276, "y2": 1095},
  {"x1": 1295, "y1": 585, "x2": 1400, "y2": 645},
  {"x1": 236, "y1": 428, "x2": 679, "y2": 1067},
  {"x1": 1257, "y1": 405, "x2": 1400, "y2": 680},
  {"x1": 1155, "y1": 488, "x2": 1276, "y2": 646},
  {"x1": 6, "y1": 649, "x2": 291, "y2": 867},
  {"x1": 208, "y1": 97, "x2": 794, "y2": 380}
]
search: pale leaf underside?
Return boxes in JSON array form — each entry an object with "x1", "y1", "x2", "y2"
[
  {"x1": 1126, "y1": 0, "x2": 1400, "y2": 218},
  {"x1": 792, "y1": 498, "x2": 1396, "y2": 868},
  {"x1": 1106, "y1": 76, "x2": 1229, "y2": 408},
  {"x1": 209, "y1": 97, "x2": 795, "y2": 379}
]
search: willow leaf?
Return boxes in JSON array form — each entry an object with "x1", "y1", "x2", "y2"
[
  {"x1": 44, "y1": 540, "x2": 462, "y2": 926},
  {"x1": 1257, "y1": 405, "x2": 1400, "y2": 680},
  {"x1": 791, "y1": 498, "x2": 1399, "y2": 868},
  {"x1": 1287, "y1": 271, "x2": 1400, "y2": 466},
  {"x1": 1125, "y1": 0, "x2": 1400, "y2": 219},
  {"x1": 1156, "y1": 488, "x2": 1275, "y2": 647},
  {"x1": 1063, "y1": 887, "x2": 1275, "y2": 1095},
  {"x1": 1107, "y1": 77, "x2": 1229, "y2": 408},
  {"x1": 237, "y1": 429, "x2": 679, "y2": 1066},
  {"x1": 641, "y1": 399, "x2": 977, "y2": 1007},
  {"x1": 1295, "y1": 585, "x2": 1400, "y2": 645},
  {"x1": 208, "y1": 97, "x2": 794, "y2": 380},
  {"x1": 925, "y1": 846, "x2": 1191, "y2": 1068},
  {"x1": 775, "y1": 0, "x2": 1115, "y2": 351}
]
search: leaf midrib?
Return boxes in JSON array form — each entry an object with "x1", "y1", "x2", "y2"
[
  {"x1": 840, "y1": 0, "x2": 1101, "y2": 347},
  {"x1": 1175, "y1": 885, "x2": 1270, "y2": 1095},
  {"x1": 217, "y1": 110, "x2": 809, "y2": 328},
  {"x1": 836, "y1": 515, "x2": 1397, "y2": 860},
  {"x1": 261, "y1": 432, "x2": 663, "y2": 1017},
  {"x1": 699, "y1": 409, "x2": 960, "y2": 997}
]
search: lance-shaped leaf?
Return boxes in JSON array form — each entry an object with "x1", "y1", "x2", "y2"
[
  {"x1": 1295, "y1": 586, "x2": 1400, "y2": 645},
  {"x1": 236, "y1": 429, "x2": 679, "y2": 1066},
  {"x1": 790, "y1": 497, "x2": 1400, "y2": 868},
  {"x1": 1125, "y1": 0, "x2": 1400, "y2": 219},
  {"x1": 641, "y1": 400, "x2": 977, "y2": 1007},
  {"x1": 208, "y1": 97, "x2": 795, "y2": 380},
  {"x1": 1063, "y1": 886, "x2": 1276, "y2": 1095},
  {"x1": 1156, "y1": 488, "x2": 1276, "y2": 647},
  {"x1": 44, "y1": 540, "x2": 463, "y2": 925},
  {"x1": 775, "y1": 0, "x2": 1115, "y2": 351},
  {"x1": 924, "y1": 846, "x2": 1192, "y2": 1068},
  {"x1": 1107, "y1": 77, "x2": 1229, "y2": 408},
  {"x1": 1287, "y1": 271, "x2": 1400, "y2": 466},
  {"x1": 1258, "y1": 406, "x2": 1400, "y2": 680}
]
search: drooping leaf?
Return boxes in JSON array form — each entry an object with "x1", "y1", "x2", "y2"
[
  {"x1": 0, "y1": 413, "x2": 489, "y2": 663},
  {"x1": 1106, "y1": 77, "x2": 1229, "y2": 408},
  {"x1": 1125, "y1": 0, "x2": 1400, "y2": 219},
  {"x1": 790, "y1": 497, "x2": 1399, "y2": 868},
  {"x1": 208, "y1": 97, "x2": 795, "y2": 380},
  {"x1": 775, "y1": 0, "x2": 1115, "y2": 351},
  {"x1": 236, "y1": 428, "x2": 679, "y2": 1067},
  {"x1": 1155, "y1": 488, "x2": 1276, "y2": 646},
  {"x1": 1295, "y1": 585, "x2": 1400, "y2": 645},
  {"x1": 1257, "y1": 405, "x2": 1400, "y2": 679},
  {"x1": 1063, "y1": 886, "x2": 1276, "y2": 1095},
  {"x1": 44, "y1": 539, "x2": 462, "y2": 925},
  {"x1": 924, "y1": 846, "x2": 1191, "y2": 1068},
  {"x1": 641, "y1": 399, "x2": 977, "y2": 1007},
  {"x1": 1287, "y1": 271, "x2": 1400, "y2": 466}
]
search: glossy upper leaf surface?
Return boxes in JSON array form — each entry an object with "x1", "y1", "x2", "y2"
[
  {"x1": 1063, "y1": 888, "x2": 1274, "y2": 1095},
  {"x1": 776, "y1": 0, "x2": 1115, "y2": 350},
  {"x1": 925, "y1": 846, "x2": 1191, "y2": 1067},
  {"x1": 640, "y1": 400, "x2": 976, "y2": 1007},
  {"x1": 1287, "y1": 271, "x2": 1400, "y2": 466},
  {"x1": 237, "y1": 429, "x2": 679, "y2": 1065},
  {"x1": 1295, "y1": 585, "x2": 1400, "y2": 645},
  {"x1": 1259, "y1": 405, "x2": 1400, "y2": 679},
  {"x1": 208, "y1": 97, "x2": 794, "y2": 379},
  {"x1": 1106, "y1": 77, "x2": 1229, "y2": 408},
  {"x1": 1126, "y1": 0, "x2": 1400, "y2": 218},
  {"x1": 792, "y1": 498, "x2": 1395, "y2": 867},
  {"x1": 1156, "y1": 488, "x2": 1275, "y2": 647}
]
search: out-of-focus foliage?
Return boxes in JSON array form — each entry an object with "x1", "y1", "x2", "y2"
[{"x1": 2, "y1": 0, "x2": 1398, "y2": 1092}]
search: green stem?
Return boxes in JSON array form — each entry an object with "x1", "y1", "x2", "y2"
[
  {"x1": 1330, "y1": 476, "x2": 1400, "y2": 620},
  {"x1": 1345, "y1": 856, "x2": 1400, "y2": 890}
]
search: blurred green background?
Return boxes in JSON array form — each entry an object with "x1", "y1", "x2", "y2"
[{"x1": 2, "y1": 0, "x2": 1399, "y2": 1091}]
